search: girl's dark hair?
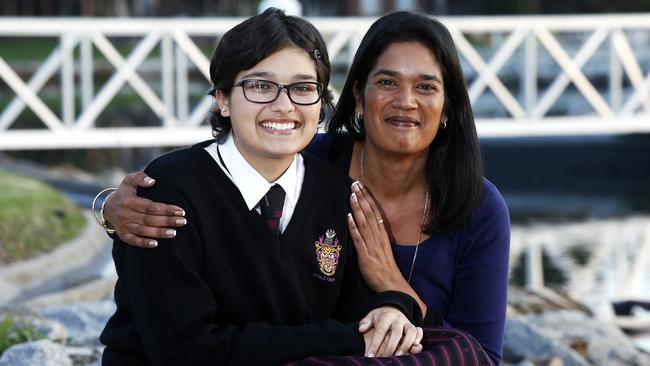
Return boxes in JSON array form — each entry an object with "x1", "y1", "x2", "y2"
[
  {"x1": 207, "y1": 8, "x2": 333, "y2": 141},
  {"x1": 328, "y1": 11, "x2": 484, "y2": 234}
]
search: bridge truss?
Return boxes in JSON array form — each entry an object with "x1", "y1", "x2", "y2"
[{"x1": 1, "y1": 14, "x2": 650, "y2": 150}]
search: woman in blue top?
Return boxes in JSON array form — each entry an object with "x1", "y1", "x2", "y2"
[{"x1": 99, "y1": 11, "x2": 510, "y2": 365}]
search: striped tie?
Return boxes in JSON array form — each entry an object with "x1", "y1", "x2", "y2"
[{"x1": 260, "y1": 184, "x2": 285, "y2": 235}]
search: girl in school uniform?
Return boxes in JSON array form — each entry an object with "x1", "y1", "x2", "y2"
[{"x1": 99, "y1": 8, "x2": 424, "y2": 366}]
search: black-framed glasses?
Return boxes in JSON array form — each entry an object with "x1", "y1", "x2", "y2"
[{"x1": 233, "y1": 79, "x2": 323, "y2": 105}]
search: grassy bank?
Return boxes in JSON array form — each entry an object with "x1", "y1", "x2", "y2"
[{"x1": 0, "y1": 171, "x2": 85, "y2": 265}]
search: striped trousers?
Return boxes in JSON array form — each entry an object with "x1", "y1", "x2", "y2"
[{"x1": 286, "y1": 327, "x2": 494, "y2": 366}]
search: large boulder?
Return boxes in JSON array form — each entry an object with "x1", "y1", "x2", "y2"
[
  {"x1": 40, "y1": 300, "x2": 115, "y2": 346},
  {"x1": 507, "y1": 286, "x2": 591, "y2": 316},
  {"x1": 528, "y1": 310, "x2": 650, "y2": 366},
  {"x1": 505, "y1": 287, "x2": 650, "y2": 366},
  {"x1": 0, "y1": 339, "x2": 71, "y2": 366},
  {"x1": 504, "y1": 316, "x2": 589, "y2": 366}
]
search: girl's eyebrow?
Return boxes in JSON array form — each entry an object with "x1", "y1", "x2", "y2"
[
  {"x1": 239, "y1": 71, "x2": 272, "y2": 79},
  {"x1": 294, "y1": 74, "x2": 318, "y2": 81},
  {"x1": 239, "y1": 71, "x2": 317, "y2": 81}
]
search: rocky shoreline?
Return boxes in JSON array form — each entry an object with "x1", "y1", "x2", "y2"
[
  {"x1": 0, "y1": 301, "x2": 112, "y2": 366},
  {"x1": 1, "y1": 286, "x2": 648, "y2": 366},
  {"x1": 1, "y1": 158, "x2": 648, "y2": 365}
]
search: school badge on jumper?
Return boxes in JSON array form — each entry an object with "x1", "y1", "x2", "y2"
[{"x1": 315, "y1": 229, "x2": 342, "y2": 277}]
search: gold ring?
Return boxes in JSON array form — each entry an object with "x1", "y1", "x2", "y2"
[{"x1": 377, "y1": 219, "x2": 384, "y2": 224}]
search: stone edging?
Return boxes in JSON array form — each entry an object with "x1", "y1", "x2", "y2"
[
  {"x1": 26, "y1": 277, "x2": 117, "y2": 309},
  {"x1": 0, "y1": 212, "x2": 111, "y2": 305}
]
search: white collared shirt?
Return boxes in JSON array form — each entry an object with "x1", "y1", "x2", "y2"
[{"x1": 205, "y1": 134, "x2": 304, "y2": 234}]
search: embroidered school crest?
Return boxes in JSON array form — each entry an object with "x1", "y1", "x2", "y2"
[{"x1": 315, "y1": 229, "x2": 342, "y2": 277}]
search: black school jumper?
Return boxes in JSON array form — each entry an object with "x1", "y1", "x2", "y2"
[{"x1": 100, "y1": 140, "x2": 421, "y2": 366}]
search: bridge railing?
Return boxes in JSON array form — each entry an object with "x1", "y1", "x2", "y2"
[
  {"x1": 510, "y1": 216, "x2": 650, "y2": 317},
  {"x1": 1, "y1": 14, "x2": 650, "y2": 150}
]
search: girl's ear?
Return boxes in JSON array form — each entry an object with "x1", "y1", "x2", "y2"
[{"x1": 215, "y1": 90, "x2": 230, "y2": 117}]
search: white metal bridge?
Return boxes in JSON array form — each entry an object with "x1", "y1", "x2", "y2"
[{"x1": 1, "y1": 14, "x2": 650, "y2": 150}]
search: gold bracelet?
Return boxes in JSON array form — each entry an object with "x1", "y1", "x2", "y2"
[{"x1": 92, "y1": 187, "x2": 117, "y2": 234}]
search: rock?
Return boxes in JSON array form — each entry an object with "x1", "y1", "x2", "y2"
[
  {"x1": 64, "y1": 345, "x2": 103, "y2": 366},
  {"x1": 1, "y1": 304, "x2": 68, "y2": 342},
  {"x1": 0, "y1": 280, "x2": 20, "y2": 306},
  {"x1": 503, "y1": 316, "x2": 589, "y2": 366},
  {"x1": 528, "y1": 310, "x2": 650, "y2": 366},
  {"x1": 40, "y1": 300, "x2": 115, "y2": 346},
  {"x1": 32, "y1": 317, "x2": 69, "y2": 342},
  {"x1": 0, "y1": 339, "x2": 71, "y2": 366},
  {"x1": 508, "y1": 286, "x2": 591, "y2": 316},
  {"x1": 503, "y1": 359, "x2": 565, "y2": 366}
]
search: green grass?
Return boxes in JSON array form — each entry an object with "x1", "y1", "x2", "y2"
[
  {"x1": 0, "y1": 92, "x2": 152, "y2": 126},
  {"x1": 0, "y1": 171, "x2": 85, "y2": 265},
  {"x1": 0, "y1": 37, "x2": 215, "y2": 62},
  {"x1": 0, "y1": 38, "x2": 58, "y2": 61},
  {"x1": 0, "y1": 316, "x2": 45, "y2": 356},
  {"x1": 0, "y1": 37, "x2": 137, "y2": 61}
]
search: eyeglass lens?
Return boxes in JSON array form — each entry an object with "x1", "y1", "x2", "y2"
[{"x1": 240, "y1": 80, "x2": 321, "y2": 105}]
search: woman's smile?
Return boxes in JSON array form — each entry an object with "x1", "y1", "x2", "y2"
[{"x1": 384, "y1": 115, "x2": 421, "y2": 128}]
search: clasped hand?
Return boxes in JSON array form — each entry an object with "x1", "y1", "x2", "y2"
[{"x1": 359, "y1": 306, "x2": 423, "y2": 357}]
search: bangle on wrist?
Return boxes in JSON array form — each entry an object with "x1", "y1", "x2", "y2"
[{"x1": 92, "y1": 187, "x2": 117, "y2": 234}]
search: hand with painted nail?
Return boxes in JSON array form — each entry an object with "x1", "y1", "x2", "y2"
[
  {"x1": 359, "y1": 306, "x2": 423, "y2": 357},
  {"x1": 103, "y1": 171, "x2": 187, "y2": 248},
  {"x1": 348, "y1": 181, "x2": 428, "y2": 317}
]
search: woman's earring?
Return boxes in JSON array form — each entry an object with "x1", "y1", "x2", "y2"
[
  {"x1": 355, "y1": 113, "x2": 363, "y2": 122},
  {"x1": 441, "y1": 119, "x2": 447, "y2": 130},
  {"x1": 212, "y1": 129, "x2": 218, "y2": 138}
]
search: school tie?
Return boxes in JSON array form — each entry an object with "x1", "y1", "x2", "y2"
[{"x1": 260, "y1": 184, "x2": 285, "y2": 235}]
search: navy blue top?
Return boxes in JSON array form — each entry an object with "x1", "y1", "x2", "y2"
[{"x1": 307, "y1": 133, "x2": 510, "y2": 365}]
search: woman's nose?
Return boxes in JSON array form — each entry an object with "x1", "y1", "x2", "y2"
[{"x1": 391, "y1": 87, "x2": 417, "y2": 110}]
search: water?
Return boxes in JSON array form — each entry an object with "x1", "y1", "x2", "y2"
[
  {"x1": 480, "y1": 133, "x2": 650, "y2": 350},
  {"x1": 509, "y1": 216, "x2": 650, "y2": 313}
]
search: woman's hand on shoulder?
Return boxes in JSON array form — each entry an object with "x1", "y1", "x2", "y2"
[
  {"x1": 104, "y1": 171, "x2": 187, "y2": 248},
  {"x1": 359, "y1": 306, "x2": 423, "y2": 357}
]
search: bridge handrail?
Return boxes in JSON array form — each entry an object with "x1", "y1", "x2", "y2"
[
  {"x1": 2, "y1": 14, "x2": 650, "y2": 33},
  {"x1": 1, "y1": 14, "x2": 650, "y2": 149}
]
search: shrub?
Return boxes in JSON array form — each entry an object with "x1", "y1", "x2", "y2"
[{"x1": 0, "y1": 316, "x2": 45, "y2": 356}]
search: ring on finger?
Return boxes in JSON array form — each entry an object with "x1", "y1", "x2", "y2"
[{"x1": 377, "y1": 219, "x2": 384, "y2": 224}]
